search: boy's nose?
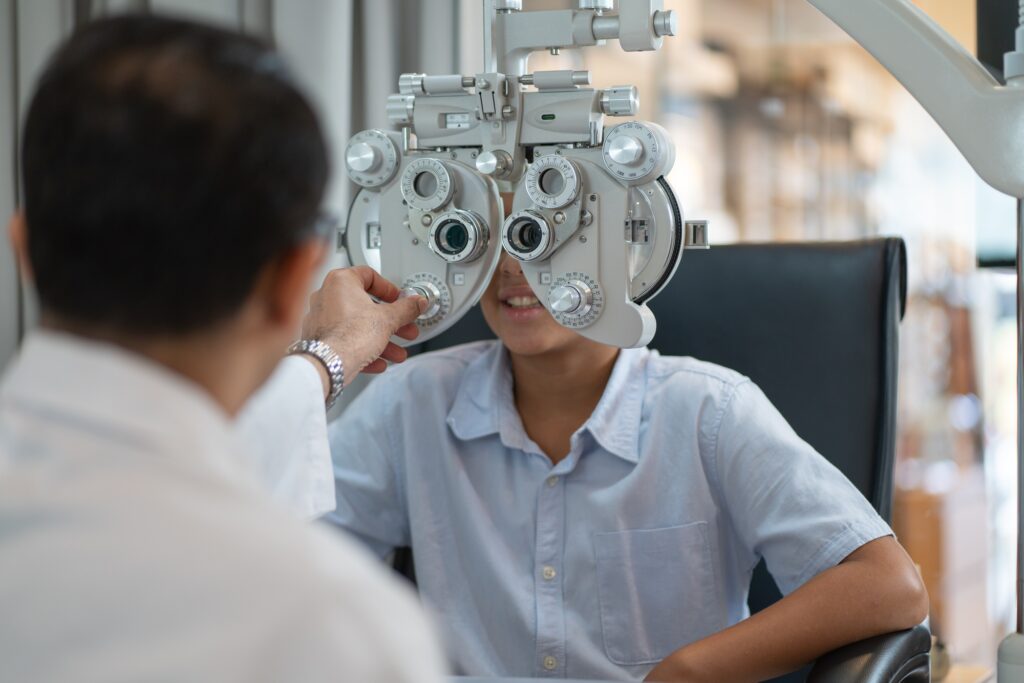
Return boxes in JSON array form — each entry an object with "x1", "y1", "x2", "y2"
[{"x1": 498, "y1": 251, "x2": 525, "y2": 277}]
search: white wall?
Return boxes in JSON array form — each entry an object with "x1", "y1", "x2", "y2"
[{"x1": 0, "y1": 0, "x2": 20, "y2": 366}]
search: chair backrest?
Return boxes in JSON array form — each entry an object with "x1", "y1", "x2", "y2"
[{"x1": 413, "y1": 238, "x2": 907, "y2": 679}]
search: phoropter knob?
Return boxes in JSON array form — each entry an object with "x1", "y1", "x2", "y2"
[
  {"x1": 600, "y1": 86, "x2": 639, "y2": 117},
  {"x1": 653, "y1": 10, "x2": 678, "y2": 37},
  {"x1": 607, "y1": 136, "x2": 644, "y2": 166},
  {"x1": 402, "y1": 282, "x2": 442, "y2": 320},
  {"x1": 476, "y1": 150, "x2": 512, "y2": 177},
  {"x1": 387, "y1": 94, "x2": 415, "y2": 127},
  {"x1": 346, "y1": 142, "x2": 380, "y2": 174},
  {"x1": 548, "y1": 280, "x2": 593, "y2": 316}
]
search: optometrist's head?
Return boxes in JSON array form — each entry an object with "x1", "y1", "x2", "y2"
[{"x1": 18, "y1": 14, "x2": 329, "y2": 337}]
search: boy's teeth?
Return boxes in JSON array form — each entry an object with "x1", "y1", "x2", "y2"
[{"x1": 507, "y1": 296, "x2": 539, "y2": 308}]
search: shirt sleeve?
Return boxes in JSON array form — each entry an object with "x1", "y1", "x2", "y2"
[
  {"x1": 324, "y1": 375, "x2": 411, "y2": 559},
  {"x1": 234, "y1": 357, "x2": 335, "y2": 520},
  {"x1": 711, "y1": 380, "x2": 893, "y2": 596}
]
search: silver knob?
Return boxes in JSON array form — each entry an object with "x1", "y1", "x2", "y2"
[
  {"x1": 600, "y1": 86, "x2": 640, "y2": 117},
  {"x1": 653, "y1": 10, "x2": 677, "y2": 37},
  {"x1": 398, "y1": 73, "x2": 426, "y2": 96},
  {"x1": 475, "y1": 150, "x2": 512, "y2": 177},
  {"x1": 579, "y1": 0, "x2": 614, "y2": 10},
  {"x1": 607, "y1": 136, "x2": 644, "y2": 166},
  {"x1": 549, "y1": 285, "x2": 583, "y2": 314},
  {"x1": 346, "y1": 142, "x2": 380, "y2": 174},
  {"x1": 387, "y1": 94, "x2": 415, "y2": 127},
  {"x1": 549, "y1": 280, "x2": 593, "y2": 316},
  {"x1": 402, "y1": 282, "x2": 442, "y2": 320},
  {"x1": 494, "y1": 0, "x2": 522, "y2": 10}
]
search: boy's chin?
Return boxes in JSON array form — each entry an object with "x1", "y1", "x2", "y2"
[{"x1": 499, "y1": 326, "x2": 581, "y2": 358}]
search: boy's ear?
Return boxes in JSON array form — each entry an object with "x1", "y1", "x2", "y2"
[
  {"x1": 8, "y1": 212, "x2": 33, "y2": 281},
  {"x1": 260, "y1": 238, "x2": 329, "y2": 331}
]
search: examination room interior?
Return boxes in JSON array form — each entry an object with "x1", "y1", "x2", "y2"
[{"x1": 0, "y1": 1, "x2": 1020, "y2": 682}]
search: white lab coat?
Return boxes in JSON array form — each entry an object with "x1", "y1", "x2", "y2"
[
  {"x1": 0, "y1": 331, "x2": 446, "y2": 683},
  {"x1": 236, "y1": 355, "x2": 337, "y2": 519}
]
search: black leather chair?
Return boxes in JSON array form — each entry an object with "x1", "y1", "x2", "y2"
[{"x1": 406, "y1": 238, "x2": 930, "y2": 682}]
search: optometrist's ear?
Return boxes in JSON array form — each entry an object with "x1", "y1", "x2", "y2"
[
  {"x1": 8, "y1": 212, "x2": 33, "y2": 282},
  {"x1": 257, "y1": 238, "x2": 329, "y2": 332}
]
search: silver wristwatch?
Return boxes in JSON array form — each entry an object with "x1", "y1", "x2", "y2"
[{"x1": 288, "y1": 339, "x2": 344, "y2": 410}]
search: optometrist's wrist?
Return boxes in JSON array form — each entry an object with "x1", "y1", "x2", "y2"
[{"x1": 287, "y1": 339, "x2": 344, "y2": 410}]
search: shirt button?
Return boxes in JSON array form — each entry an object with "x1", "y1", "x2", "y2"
[
  {"x1": 542, "y1": 565, "x2": 557, "y2": 581},
  {"x1": 543, "y1": 655, "x2": 558, "y2": 670},
  {"x1": 546, "y1": 476, "x2": 559, "y2": 487}
]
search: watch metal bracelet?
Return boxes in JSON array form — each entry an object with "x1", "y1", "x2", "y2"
[{"x1": 288, "y1": 339, "x2": 344, "y2": 410}]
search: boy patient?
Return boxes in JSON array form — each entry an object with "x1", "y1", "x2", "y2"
[{"x1": 326, "y1": 199, "x2": 927, "y2": 682}]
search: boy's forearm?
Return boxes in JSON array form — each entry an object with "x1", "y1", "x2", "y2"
[{"x1": 645, "y1": 537, "x2": 928, "y2": 683}]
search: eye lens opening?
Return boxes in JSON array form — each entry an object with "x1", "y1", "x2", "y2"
[
  {"x1": 414, "y1": 171, "x2": 438, "y2": 198},
  {"x1": 436, "y1": 219, "x2": 470, "y2": 255},
  {"x1": 509, "y1": 218, "x2": 544, "y2": 253},
  {"x1": 538, "y1": 168, "x2": 565, "y2": 197}
]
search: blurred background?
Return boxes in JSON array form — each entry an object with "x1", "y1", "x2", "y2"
[{"x1": 0, "y1": 1, "x2": 1017, "y2": 680}]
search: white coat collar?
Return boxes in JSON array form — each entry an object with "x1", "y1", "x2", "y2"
[{"x1": 0, "y1": 330, "x2": 242, "y2": 480}]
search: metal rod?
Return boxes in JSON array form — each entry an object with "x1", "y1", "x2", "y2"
[
  {"x1": 1017, "y1": 198, "x2": 1024, "y2": 634},
  {"x1": 483, "y1": 0, "x2": 496, "y2": 73}
]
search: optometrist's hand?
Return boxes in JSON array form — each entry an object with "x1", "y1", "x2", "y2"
[{"x1": 302, "y1": 266, "x2": 426, "y2": 386}]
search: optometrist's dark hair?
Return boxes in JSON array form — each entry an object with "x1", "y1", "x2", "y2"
[{"x1": 21, "y1": 13, "x2": 330, "y2": 334}]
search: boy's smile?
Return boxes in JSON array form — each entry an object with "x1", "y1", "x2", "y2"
[{"x1": 481, "y1": 252, "x2": 585, "y2": 356}]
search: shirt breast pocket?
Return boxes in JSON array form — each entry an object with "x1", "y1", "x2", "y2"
[{"x1": 593, "y1": 522, "x2": 718, "y2": 666}]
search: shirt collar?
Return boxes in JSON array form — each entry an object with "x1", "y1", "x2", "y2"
[
  {"x1": 447, "y1": 342, "x2": 649, "y2": 463},
  {"x1": 1, "y1": 330, "x2": 240, "y2": 477}
]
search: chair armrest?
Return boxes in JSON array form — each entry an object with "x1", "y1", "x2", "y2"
[{"x1": 807, "y1": 624, "x2": 931, "y2": 683}]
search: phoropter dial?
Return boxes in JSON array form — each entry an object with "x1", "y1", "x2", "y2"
[
  {"x1": 547, "y1": 273, "x2": 604, "y2": 329},
  {"x1": 525, "y1": 155, "x2": 581, "y2": 209},
  {"x1": 401, "y1": 272, "x2": 452, "y2": 327},
  {"x1": 502, "y1": 209, "x2": 556, "y2": 262},
  {"x1": 601, "y1": 121, "x2": 675, "y2": 186},
  {"x1": 428, "y1": 209, "x2": 489, "y2": 264},
  {"x1": 345, "y1": 129, "x2": 400, "y2": 189},
  {"x1": 401, "y1": 158, "x2": 455, "y2": 212}
]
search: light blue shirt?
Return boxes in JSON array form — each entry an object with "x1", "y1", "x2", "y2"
[{"x1": 326, "y1": 341, "x2": 892, "y2": 680}]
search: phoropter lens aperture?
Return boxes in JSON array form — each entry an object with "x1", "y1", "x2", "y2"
[
  {"x1": 427, "y1": 209, "x2": 488, "y2": 264},
  {"x1": 510, "y1": 218, "x2": 543, "y2": 253},
  {"x1": 501, "y1": 210, "x2": 553, "y2": 262},
  {"x1": 414, "y1": 171, "x2": 438, "y2": 198},
  {"x1": 436, "y1": 219, "x2": 470, "y2": 256}
]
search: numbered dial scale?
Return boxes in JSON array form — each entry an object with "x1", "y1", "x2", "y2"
[
  {"x1": 525, "y1": 155, "x2": 582, "y2": 209},
  {"x1": 547, "y1": 273, "x2": 604, "y2": 329},
  {"x1": 401, "y1": 272, "x2": 452, "y2": 327},
  {"x1": 601, "y1": 121, "x2": 674, "y2": 186},
  {"x1": 345, "y1": 129, "x2": 400, "y2": 189},
  {"x1": 401, "y1": 158, "x2": 456, "y2": 212}
]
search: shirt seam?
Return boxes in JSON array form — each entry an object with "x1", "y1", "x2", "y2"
[
  {"x1": 793, "y1": 517, "x2": 893, "y2": 589},
  {"x1": 707, "y1": 379, "x2": 753, "y2": 508},
  {"x1": 646, "y1": 363, "x2": 748, "y2": 387},
  {"x1": 383, "y1": 410, "x2": 412, "y2": 544}
]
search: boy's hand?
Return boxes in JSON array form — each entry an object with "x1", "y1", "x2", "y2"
[{"x1": 643, "y1": 537, "x2": 927, "y2": 683}]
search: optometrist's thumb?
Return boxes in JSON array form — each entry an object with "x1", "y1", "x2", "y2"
[{"x1": 388, "y1": 292, "x2": 429, "y2": 329}]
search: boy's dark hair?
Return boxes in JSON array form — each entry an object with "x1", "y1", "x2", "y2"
[{"x1": 21, "y1": 14, "x2": 330, "y2": 335}]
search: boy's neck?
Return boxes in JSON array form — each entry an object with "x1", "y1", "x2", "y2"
[{"x1": 509, "y1": 343, "x2": 619, "y2": 465}]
